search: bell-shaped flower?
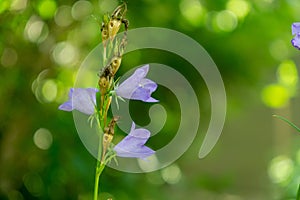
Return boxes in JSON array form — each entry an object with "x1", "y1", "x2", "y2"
[
  {"x1": 114, "y1": 122, "x2": 155, "y2": 159},
  {"x1": 115, "y1": 65, "x2": 158, "y2": 102},
  {"x1": 291, "y1": 22, "x2": 300, "y2": 50},
  {"x1": 58, "y1": 88, "x2": 98, "y2": 115}
]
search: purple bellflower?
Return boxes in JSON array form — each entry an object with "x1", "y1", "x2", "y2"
[
  {"x1": 114, "y1": 122, "x2": 155, "y2": 159},
  {"x1": 59, "y1": 66, "x2": 158, "y2": 115},
  {"x1": 58, "y1": 66, "x2": 156, "y2": 159},
  {"x1": 59, "y1": 89, "x2": 155, "y2": 159},
  {"x1": 58, "y1": 88, "x2": 98, "y2": 115},
  {"x1": 291, "y1": 22, "x2": 300, "y2": 50},
  {"x1": 115, "y1": 65, "x2": 158, "y2": 102}
]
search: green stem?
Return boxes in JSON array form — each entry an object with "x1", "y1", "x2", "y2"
[
  {"x1": 94, "y1": 93, "x2": 110, "y2": 200},
  {"x1": 93, "y1": 161, "x2": 105, "y2": 200},
  {"x1": 94, "y1": 128, "x2": 104, "y2": 200},
  {"x1": 273, "y1": 115, "x2": 300, "y2": 132},
  {"x1": 94, "y1": 163, "x2": 100, "y2": 200}
]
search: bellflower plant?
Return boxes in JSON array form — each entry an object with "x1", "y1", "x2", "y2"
[
  {"x1": 291, "y1": 22, "x2": 300, "y2": 50},
  {"x1": 58, "y1": 3, "x2": 157, "y2": 200}
]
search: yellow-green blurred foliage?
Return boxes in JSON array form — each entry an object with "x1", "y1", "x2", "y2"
[{"x1": 1, "y1": 0, "x2": 300, "y2": 199}]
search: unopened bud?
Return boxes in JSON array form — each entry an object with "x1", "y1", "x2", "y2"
[
  {"x1": 110, "y1": 56, "x2": 122, "y2": 75},
  {"x1": 101, "y1": 22, "x2": 109, "y2": 44},
  {"x1": 98, "y1": 77, "x2": 109, "y2": 94},
  {"x1": 102, "y1": 132, "x2": 113, "y2": 156},
  {"x1": 108, "y1": 19, "x2": 122, "y2": 40}
]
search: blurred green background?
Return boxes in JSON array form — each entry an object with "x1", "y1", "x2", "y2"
[{"x1": 1, "y1": 0, "x2": 300, "y2": 199}]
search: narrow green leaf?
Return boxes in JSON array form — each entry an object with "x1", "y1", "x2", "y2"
[{"x1": 273, "y1": 115, "x2": 300, "y2": 132}]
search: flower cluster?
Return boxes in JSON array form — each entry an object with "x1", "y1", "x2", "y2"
[
  {"x1": 291, "y1": 22, "x2": 300, "y2": 50},
  {"x1": 59, "y1": 65, "x2": 157, "y2": 159}
]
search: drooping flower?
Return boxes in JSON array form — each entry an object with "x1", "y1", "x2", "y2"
[
  {"x1": 58, "y1": 88, "x2": 98, "y2": 115},
  {"x1": 114, "y1": 122, "x2": 155, "y2": 159},
  {"x1": 115, "y1": 65, "x2": 158, "y2": 102},
  {"x1": 58, "y1": 66, "x2": 158, "y2": 115},
  {"x1": 291, "y1": 22, "x2": 300, "y2": 50}
]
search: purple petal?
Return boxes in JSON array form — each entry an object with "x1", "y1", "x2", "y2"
[
  {"x1": 131, "y1": 87, "x2": 159, "y2": 102},
  {"x1": 114, "y1": 122, "x2": 155, "y2": 159},
  {"x1": 292, "y1": 22, "x2": 300, "y2": 35},
  {"x1": 58, "y1": 88, "x2": 98, "y2": 115},
  {"x1": 144, "y1": 97, "x2": 159, "y2": 103},
  {"x1": 116, "y1": 65, "x2": 158, "y2": 102},
  {"x1": 116, "y1": 65, "x2": 149, "y2": 97},
  {"x1": 292, "y1": 34, "x2": 300, "y2": 50},
  {"x1": 59, "y1": 101, "x2": 73, "y2": 111},
  {"x1": 123, "y1": 65, "x2": 149, "y2": 85},
  {"x1": 140, "y1": 78, "x2": 158, "y2": 93}
]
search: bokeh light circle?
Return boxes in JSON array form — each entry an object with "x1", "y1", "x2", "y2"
[{"x1": 33, "y1": 128, "x2": 53, "y2": 150}]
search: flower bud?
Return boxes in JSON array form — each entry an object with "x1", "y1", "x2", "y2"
[
  {"x1": 98, "y1": 76, "x2": 109, "y2": 94},
  {"x1": 108, "y1": 19, "x2": 122, "y2": 40},
  {"x1": 101, "y1": 116, "x2": 119, "y2": 162},
  {"x1": 101, "y1": 26, "x2": 109, "y2": 42},
  {"x1": 110, "y1": 56, "x2": 122, "y2": 75},
  {"x1": 103, "y1": 132, "x2": 113, "y2": 144},
  {"x1": 102, "y1": 132, "x2": 113, "y2": 158},
  {"x1": 108, "y1": 116, "x2": 119, "y2": 135},
  {"x1": 101, "y1": 14, "x2": 110, "y2": 44}
]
